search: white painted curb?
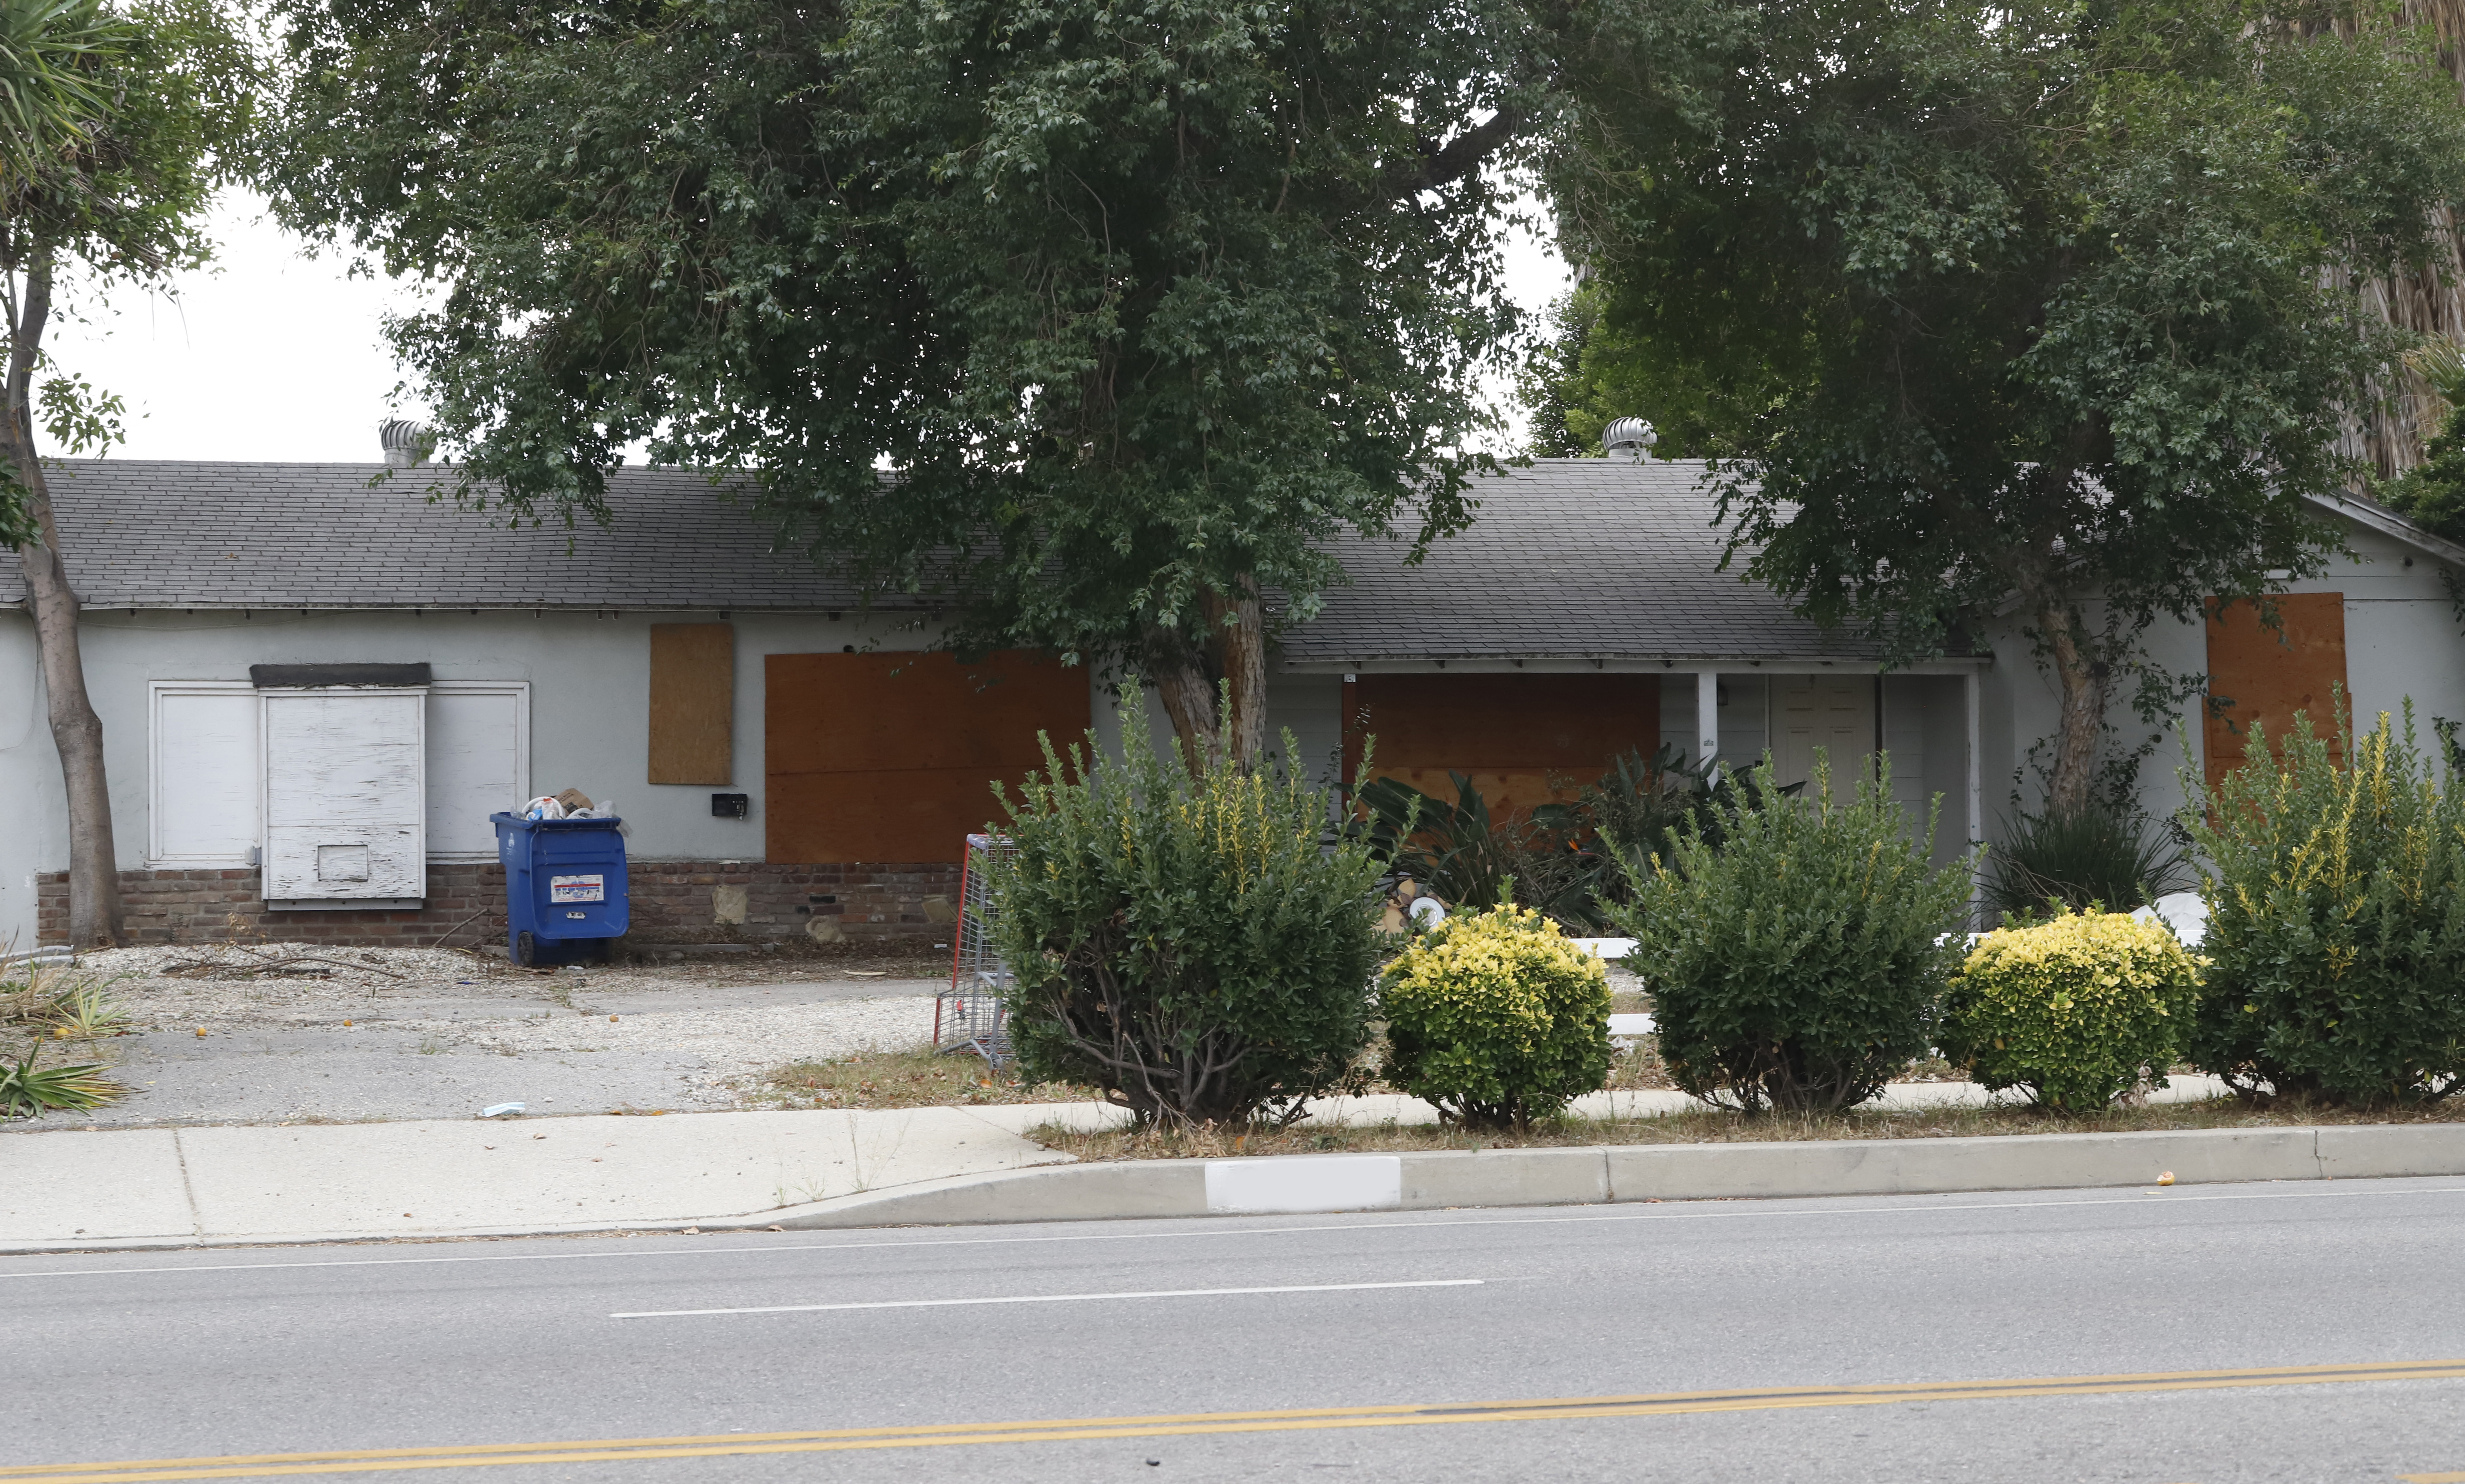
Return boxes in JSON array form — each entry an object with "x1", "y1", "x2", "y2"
[{"x1": 1204, "y1": 1155, "x2": 1403, "y2": 1215}]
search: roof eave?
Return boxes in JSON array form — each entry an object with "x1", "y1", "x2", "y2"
[{"x1": 2303, "y1": 490, "x2": 2465, "y2": 568}]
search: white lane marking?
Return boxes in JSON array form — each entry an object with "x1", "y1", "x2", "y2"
[
  {"x1": 612, "y1": 1278, "x2": 1485, "y2": 1319},
  {"x1": 9, "y1": 1180, "x2": 2464, "y2": 1282}
]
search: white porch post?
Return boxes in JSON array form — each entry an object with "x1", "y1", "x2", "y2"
[
  {"x1": 1963, "y1": 668, "x2": 1982, "y2": 847},
  {"x1": 1696, "y1": 670, "x2": 1720, "y2": 769},
  {"x1": 1964, "y1": 667, "x2": 1985, "y2": 910}
]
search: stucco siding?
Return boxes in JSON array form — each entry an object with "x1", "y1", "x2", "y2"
[
  {"x1": 1974, "y1": 518, "x2": 2465, "y2": 843},
  {"x1": 0, "y1": 608, "x2": 953, "y2": 946}
]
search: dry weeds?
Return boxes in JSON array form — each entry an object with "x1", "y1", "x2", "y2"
[{"x1": 739, "y1": 1046, "x2": 1087, "y2": 1110}]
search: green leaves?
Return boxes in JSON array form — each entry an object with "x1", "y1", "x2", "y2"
[
  {"x1": 1379, "y1": 903, "x2": 1613, "y2": 1130},
  {"x1": 1605, "y1": 750, "x2": 1976, "y2": 1113},
  {"x1": 0, "y1": 0, "x2": 253, "y2": 544},
  {"x1": 0, "y1": 0, "x2": 121, "y2": 189},
  {"x1": 988, "y1": 695, "x2": 1389, "y2": 1127},
  {"x1": 0, "y1": 1045, "x2": 121, "y2": 1117},
  {"x1": 1543, "y1": 0, "x2": 2465, "y2": 791},
  {"x1": 2185, "y1": 700, "x2": 2465, "y2": 1107},
  {"x1": 257, "y1": 0, "x2": 1546, "y2": 676},
  {"x1": 1942, "y1": 910, "x2": 2202, "y2": 1113}
]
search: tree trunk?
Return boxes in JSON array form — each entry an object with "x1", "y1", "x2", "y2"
[
  {"x1": 2038, "y1": 597, "x2": 2108, "y2": 820},
  {"x1": 1146, "y1": 574, "x2": 1268, "y2": 774},
  {"x1": 6, "y1": 247, "x2": 122, "y2": 947},
  {"x1": 1150, "y1": 654, "x2": 1221, "y2": 773},
  {"x1": 1207, "y1": 576, "x2": 1266, "y2": 772}
]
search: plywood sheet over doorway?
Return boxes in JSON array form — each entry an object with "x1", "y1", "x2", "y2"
[
  {"x1": 2204, "y1": 593, "x2": 2348, "y2": 794},
  {"x1": 766, "y1": 651, "x2": 1090, "y2": 863},
  {"x1": 1772, "y1": 673, "x2": 1878, "y2": 791},
  {"x1": 1340, "y1": 673, "x2": 1659, "y2": 818}
]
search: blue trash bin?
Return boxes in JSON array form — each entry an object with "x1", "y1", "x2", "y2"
[{"x1": 491, "y1": 812, "x2": 630, "y2": 967}]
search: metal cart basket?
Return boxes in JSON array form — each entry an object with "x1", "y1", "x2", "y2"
[{"x1": 936, "y1": 833, "x2": 1014, "y2": 1068}]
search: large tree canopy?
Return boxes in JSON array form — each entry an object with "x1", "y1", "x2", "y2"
[
  {"x1": 3, "y1": 0, "x2": 252, "y2": 946},
  {"x1": 1541, "y1": 0, "x2": 2465, "y2": 815},
  {"x1": 259, "y1": 0, "x2": 1551, "y2": 765}
]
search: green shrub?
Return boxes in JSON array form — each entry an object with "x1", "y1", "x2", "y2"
[
  {"x1": 1377, "y1": 902, "x2": 1612, "y2": 1129},
  {"x1": 1354, "y1": 772, "x2": 1581, "y2": 922},
  {"x1": 1605, "y1": 752, "x2": 1974, "y2": 1112},
  {"x1": 1941, "y1": 910, "x2": 2200, "y2": 1112},
  {"x1": 991, "y1": 704, "x2": 1388, "y2": 1127},
  {"x1": 1355, "y1": 746, "x2": 1801, "y2": 932},
  {"x1": 2184, "y1": 703, "x2": 2465, "y2": 1107},
  {"x1": 1980, "y1": 804, "x2": 2192, "y2": 919}
]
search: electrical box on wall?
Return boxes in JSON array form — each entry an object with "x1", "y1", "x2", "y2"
[{"x1": 711, "y1": 793, "x2": 749, "y2": 819}]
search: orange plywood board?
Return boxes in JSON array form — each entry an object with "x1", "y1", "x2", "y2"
[
  {"x1": 647, "y1": 623, "x2": 735, "y2": 784},
  {"x1": 1342, "y1": 673, "x2": 1660, "y2": 818},
  {"x1": 2204, "y1": 593, "x2": 2348, "y2": 793},
  {"x1": 765, "y1": 651, "x2": 1089, "y2": 863}
]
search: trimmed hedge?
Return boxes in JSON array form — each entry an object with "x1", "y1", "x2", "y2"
[
  {"x1": 1607, "y1": 753, "x2": 1973, "y2": 1113},
  {"x1": 1942, "y1": 910, "x2": 2200, "y2": 1112},
  {"x1": 992, "y1": 705, "x2": 1387, "y2": 1127},
  {"x1": 1378, "y1": 903, "x2": 1612, "y2": 1129}
]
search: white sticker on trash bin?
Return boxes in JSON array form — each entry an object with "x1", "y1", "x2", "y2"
[{"x1": 550, "y1": 874, "x2": 606, "y2": 903}]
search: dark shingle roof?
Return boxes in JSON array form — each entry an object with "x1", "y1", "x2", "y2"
[
  {"x1": 1285, "y1": 458, "x2": 1891, "y2": 664},
  {"x1": 2, "y1": 455, "x2": 1902, "y2": 662},
  {"x1": 0, "y1": 461, "x2": 881, "y2": 612}
]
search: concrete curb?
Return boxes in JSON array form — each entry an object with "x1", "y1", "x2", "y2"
[
  {"x1": 747, "y1": 1123, "x2": 2465, "y2": 1231},
  {"x1": 9, "y1": 1123, "x2": 2461, "y2": 1255}
]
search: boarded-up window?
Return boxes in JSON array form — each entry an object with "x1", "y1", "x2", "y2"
[
  {"x1": 648, "y1": 623, "x2": 734, "y2": 784},
  {"x1": 2205, "y1": 593, "x2": 2348, "y2": 794},
  {"x1": 428, "y1": 683, "x2": 531, "y2": 859},
  {"x1": 1340, "y1": 674, "x2": 1660, "y2": 818},
  {"x1": 261, "y1": 688, "x2": 427, "y2": 906},
  {"x1": 149, "y1": 683, "x2": 259, "y2": 865},
  {"x1": 765, "y1": 651, "x2": 1091, "y2": 863}
]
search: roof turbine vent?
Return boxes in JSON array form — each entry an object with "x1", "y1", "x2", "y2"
[
  {"x1": 1603, "y1": 417, "x2": 1657, "y2": 463},
  {"x1": 379, "y1": 419, "x2": 433, "y2": 469}
]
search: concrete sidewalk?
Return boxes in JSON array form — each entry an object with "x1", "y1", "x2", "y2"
[
  {"x1": 0, "y1": 1104, "x2": 1083, "y2": 1249},
  {"x1": 0, "y1": 1078, "x2": 2237, "y2": 1252}
]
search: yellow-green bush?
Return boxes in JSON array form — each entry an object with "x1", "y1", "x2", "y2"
[
  {"x1": 1378, "y1": 903, "x2": 1612, "y2": 1129},
  {"x1": 2186, "y1": 704, "x2": 2465, "y2": 1107},
  {"x1": 1941, "y1": 910, "x2": 2200, "y2": 1112}
]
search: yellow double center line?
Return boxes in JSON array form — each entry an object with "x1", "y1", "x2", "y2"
[{"x1": 8, "y1": 1358, "x2": 2464, "y2": 1482}]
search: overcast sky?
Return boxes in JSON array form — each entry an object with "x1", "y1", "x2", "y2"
[{"x1": 45, "y1": 189, "x2": 1572, "y2": 465}]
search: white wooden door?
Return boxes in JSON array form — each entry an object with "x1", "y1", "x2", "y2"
[
  {"x1": 261, "y1": 688, "x2": 427, "y2": 905},
  {"x1": 1772, "y1": 674, "x2": 1876, "y2": 792}
]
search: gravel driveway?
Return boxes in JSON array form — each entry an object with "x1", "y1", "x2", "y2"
[{"x1": 13, "y1": 943, "x2": 948, "y2": 1128}]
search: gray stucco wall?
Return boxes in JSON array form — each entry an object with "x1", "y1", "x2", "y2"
[
  {"x1": 0, "y1": 611, "x2": 1351, "y2": 948},
  {"x1": 1973, "y1": 520, "x2": 2465, "y2": 840},
  {"x1": 9, "y1": 505, "x2": 2457, "y2": 948}
]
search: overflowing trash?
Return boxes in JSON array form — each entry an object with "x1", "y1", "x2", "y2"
[
  {"x1": 524, "y1": 788, "x2": 625, "y2": 828},
  {"x1": 491, "y1": 804, "x2": 631, "y2": 968}
]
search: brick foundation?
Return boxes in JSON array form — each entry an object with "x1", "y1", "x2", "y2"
[{"x1": 35, "y1": 861, "x2": 964, "y2": 950}]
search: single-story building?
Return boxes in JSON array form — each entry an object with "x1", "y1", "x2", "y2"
[{"x1": 6, "y1": 438, "x2": 2461, "y2": 948}]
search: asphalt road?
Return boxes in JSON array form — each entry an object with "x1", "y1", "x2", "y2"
[{"x1": 7, "y1": 1177, "x2": 2465, "y2": 1483}]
